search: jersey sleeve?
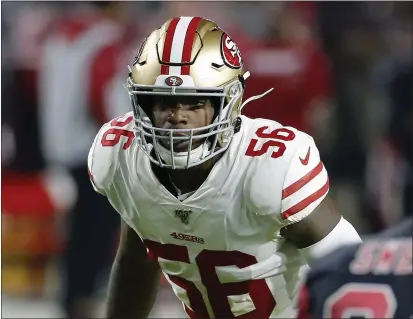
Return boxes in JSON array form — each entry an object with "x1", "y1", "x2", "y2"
[
  {"x1": 279, "y1": 136, "x2": 329, "y2": 226},
  {"x1": 87, "y1": 121, "x2": 120, "y2": 196}
]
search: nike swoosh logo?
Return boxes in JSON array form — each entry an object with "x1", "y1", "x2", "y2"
[{"x1": 299, "y1": 147, "x2": 311, "y2": 165}]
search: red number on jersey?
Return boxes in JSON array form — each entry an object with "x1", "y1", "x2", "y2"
[
  {"x1": 323, "y1": 283, "x2": 397, "y2": 318},
  {"x1": 196, "y1": 249, "x2": 276, "y2": 318},
  {"x1": 144, "y1": 240, "x2": 209, "y2": 317},
  {"x1": 110, "y1": 115, "x2": 134, "y2": 127},
  {"x1": 246, "y1": 126, "x2": 296, "y2": 159},
  {"x1": 143, "y1": 240, "x2": 276, "y2": 318},
  {"x1": 101, "y1": 114, "x2": 134, "y2": 150}
]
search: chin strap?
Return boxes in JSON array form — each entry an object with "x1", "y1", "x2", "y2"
[
  {"x1": 239, "y1": 87, "x2": 274, "y2": 113},
  {"x1": 157, "y1": 140, "x2": 212, "y2": 169}
]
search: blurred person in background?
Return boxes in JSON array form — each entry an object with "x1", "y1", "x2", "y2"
[
  {"x1": 38, "y1": 2, "x2": 137, "y2": 317},
  {"x1": 297, "y1": 216, "x2": 412, "y2": 318},
  {"x1": 243, "y1": 2, "x2": 333, "y2": 149},
  {"x1": 1, "y1": 1, "x2": 80, "y2": 300},
  {"x1": 1, "y1": 1, "x2": 57, "y2": 172},
  {"x1": 365, "y1": 3, "x2": 413, "y2": 230},
  {"x1": 365, "y1": 65, "x2": 413, "y2": 230},
  {"x1": 316, "y1": 2, "x2": 377, "y2": 233},
  {"x1": 314, "y1": 2, "x2": 413, "y2": 234}
]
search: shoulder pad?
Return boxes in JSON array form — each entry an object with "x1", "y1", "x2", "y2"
[
  {"x1": 244, "y1": 118, "x2": 329, "y2": 227},
  {"x1": 87, "y1": 112, "x2": 135, "y2": 195}
]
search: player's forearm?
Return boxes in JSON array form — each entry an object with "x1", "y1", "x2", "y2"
[
  {"x1": 299, "y1": 217, "x2": 362, "y2": 266},
  {"x1": 106, "y1": 254, "x2": 161, "y2": 319}
]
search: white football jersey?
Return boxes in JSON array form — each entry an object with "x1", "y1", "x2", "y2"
[{"x1": 88, "y1": 112, "x2": 329, "y2": 318}]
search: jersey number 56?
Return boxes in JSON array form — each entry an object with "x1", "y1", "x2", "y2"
[
  {"x1": 144, "y1": 239, "x2": 277, "y2": 318},
  {"x1": 245, "y1": 126, "x2": 296, "y2": 159},
  {"x1": 101, "y1": 114, "x2": 134, "y2": 150}
]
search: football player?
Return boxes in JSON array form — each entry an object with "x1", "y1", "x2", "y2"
[
  {"x1": 88, "y1": 17, "x2": 362, "y2": 318},
  {"x1": 297, "y1": 217, "x2": 412, "y2": 318}
]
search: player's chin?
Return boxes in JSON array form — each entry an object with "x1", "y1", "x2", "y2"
[{"x1": 160, "y1": 140, "x2": 204, "y2": 152}]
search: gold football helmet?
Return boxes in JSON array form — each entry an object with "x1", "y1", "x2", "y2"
[{"x1": 125, "y1": 16, "x2": 271, "y2": 169}]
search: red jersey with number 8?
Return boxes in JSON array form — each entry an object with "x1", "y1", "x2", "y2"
[{"x1": 88, "y1": 112, "x2": 329, "y2": 318}]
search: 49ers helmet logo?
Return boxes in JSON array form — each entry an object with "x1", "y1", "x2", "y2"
[
  {"x1": 165, "y1": 76, "x2": 184, "y2": 86},
  {"x1": 220, "y1": 33, "x2": 242, "y2": 69}
]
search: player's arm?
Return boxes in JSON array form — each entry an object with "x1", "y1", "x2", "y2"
[
  {"x1": 279, "y1": 137, "x2": 361, "y2": 265},
  {"x1": 87, "y1": 122, "x2": 161, "y2": 318},
  {"x1": 280, "y1": 196, "x2": 348, "y2": 248},
  {"x1": 106, "y1": 219, "x2": 161, "y2": 319}
]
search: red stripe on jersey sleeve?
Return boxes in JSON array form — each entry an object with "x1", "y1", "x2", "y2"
[
  {"x1": 161, "y1": 17, "x2": 180, "y2": 75},
  {"x1": 181, "y1": 17, "x2": 202, "y2": 75},
  {"x1": 282, "y1": 161, "x2": 324, "y2": 199},
  {"x1": 281, "y1": 178, "x2": 329, "y2": 220}
]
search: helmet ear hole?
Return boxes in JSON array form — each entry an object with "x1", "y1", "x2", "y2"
[{"x1": 238, "y1": 74, "x2": 246, "y2": 89}]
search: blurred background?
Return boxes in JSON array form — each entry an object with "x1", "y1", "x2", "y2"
[{"x1": 1, "y1": 1, "x2": 412, "y2": 318}]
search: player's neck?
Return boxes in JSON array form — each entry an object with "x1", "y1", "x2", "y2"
[
  {"x1": 153, "y1": 154, "x2": 222, "y2": 196},
  {"x1": 167, "y1": 155, "x2": 221, "y2": 194}
]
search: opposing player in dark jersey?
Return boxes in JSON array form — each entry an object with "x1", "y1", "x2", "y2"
[{"x1": 297, "y1": 217, "x2": 412, "y2": 318}]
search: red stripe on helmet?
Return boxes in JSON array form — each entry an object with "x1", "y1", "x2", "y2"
[
  {"x1": 160, "y1": 17, "x2": 180, "y2": 75},
  {"x1": 180, "y1": 17, "x2": 202, "y2": 75}
]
